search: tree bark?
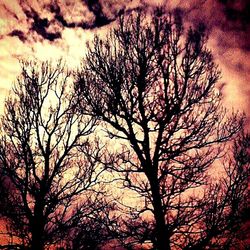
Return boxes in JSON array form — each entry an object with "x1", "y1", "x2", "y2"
[
  {"x1": 31, "y1": 198, "x2": 45, "y2": 250},
  {"x1": 31, "y1": 227, "x2": 44, "y2": 250},
  {"x1": 149, "y1": 175, "x2": 171, "y2": 250},
  {"x1": 31, "y1": 221, "x2": 44, "y2": 250}
]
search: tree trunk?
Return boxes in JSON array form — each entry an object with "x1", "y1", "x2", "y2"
[
  {"x1": 149, "y1": 175, "x2": 171, "y2": 250},
  {"x1": 31, "y1": 227, "x2": 44, "y2": 250},
  {"x1": 31, "y1": 198, "x2": 45, "y2": 250}
]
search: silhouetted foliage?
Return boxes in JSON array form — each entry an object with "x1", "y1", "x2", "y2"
[
  {"x1": 0, "y1": 61, "x2": 110, "y2": 250},
  {"x1": 75, "y1": 9, "x2": 248, "y2": 250}
]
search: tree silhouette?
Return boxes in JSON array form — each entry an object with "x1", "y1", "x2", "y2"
[
  {"x1": 64, "y1": 196, "x2": 118, "y2": 250},
  {"x1": 0, "y1": 61, "x2": 109, "y2": 250},
  {"x1": 180, "y1": 131, "x2": 250, "y2": 249},
  {"x1": 75, "y1": 9, "x2": 248, "y2": 250}
]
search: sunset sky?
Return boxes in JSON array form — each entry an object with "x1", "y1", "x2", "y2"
[{"x1": 0, "y1": 0, "x2": 249, "y2": 126}]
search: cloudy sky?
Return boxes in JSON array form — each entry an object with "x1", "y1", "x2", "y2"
[{"x1": 0, "y1": 0, "x2": 249, "y2": 125}]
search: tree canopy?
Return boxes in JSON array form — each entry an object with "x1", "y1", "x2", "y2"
[
  {"x1": 0, "y1": 61, "x2": 112, "y2": 250},
  {"x1": 75, "y1": 9, "x2": 249, "y2": 250}
]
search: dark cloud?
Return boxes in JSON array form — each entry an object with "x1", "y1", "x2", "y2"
[
  {"x1": 48, "y1": 2, "x2": 77, "y2": 28},
  {"x1": 8, "y1": 30, "x2": 27, "y2": 42},
  {"x1": 47, "y1": 0, "x2": 124, "y2": 30},
  {"x1": 186, "y1": 0, "x2": 249, "y2": 51},
  {"x1": 84, "y1": 0, "x2": 113, "y2": 27},
  {"x1": 23, "y1": 7, "x2": 61, "y2": 41},
  {"x1": 155, "y1": 0, "x2": 249, "y2": 52},
  {"x1": 2, "y1": 0, "x2": 133, "y2": 43},
  {"x1": 217, "y1": 0, "x2": 250, "y2": 51},
  {"x1": 219, "y1": 0, "x2": 250, "y2": 31},
  {"x1": 2, "y1": 0, "x2": 249, "y2": 47}
]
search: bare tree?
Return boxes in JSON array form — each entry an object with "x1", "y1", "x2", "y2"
[
  {"x1": 0, "y1": 61, "x2": 109, "y2": 250},
  {"x1": 180, "y1": 131, "x2": 250, "y2": 249},
  {"x1": 75, "y1": 9, "x2": 247, "y2": 250}
]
